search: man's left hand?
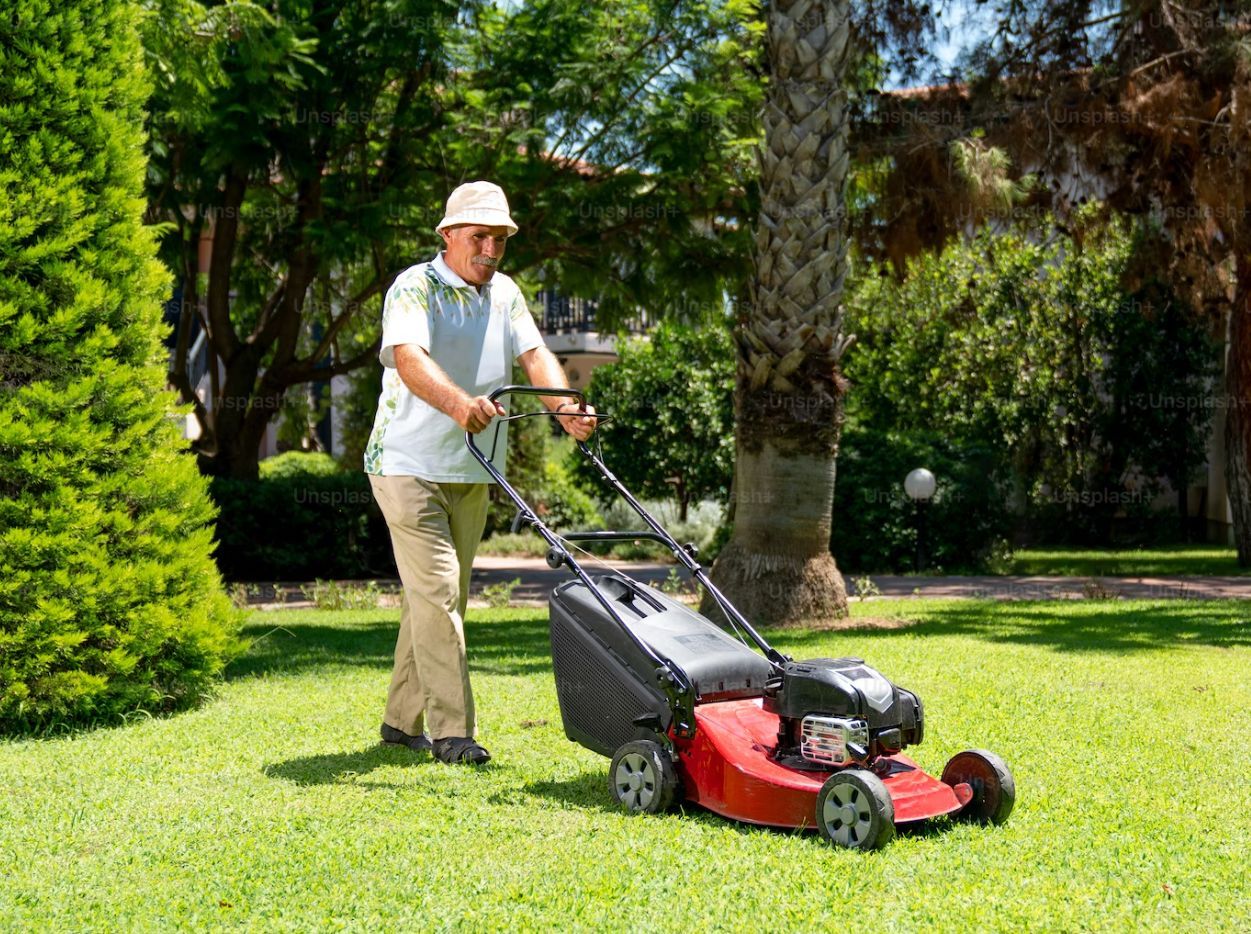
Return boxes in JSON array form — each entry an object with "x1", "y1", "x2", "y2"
[{"x1": 556, "y1": 402, "x2": 596, "y2": 441}]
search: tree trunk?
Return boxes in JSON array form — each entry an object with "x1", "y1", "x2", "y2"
[
  {"x1": 197, "y1": 345, "x2": 265, "y2": 479},
  {"x1": 1225, "y1": 255, "x2": 1251, "y2": 566},
  {"x1": 709, "y1": 431, "x2": 845, "y2": 625},
  {"x1": 707, "y1": 0, "x2": 853, "y2": 626}
]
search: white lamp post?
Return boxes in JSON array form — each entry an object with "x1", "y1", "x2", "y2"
[{"x1": 904, "y1": 468, "x2": 937, "y2": 571}]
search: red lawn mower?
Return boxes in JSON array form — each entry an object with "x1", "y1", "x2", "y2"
[{"x1": 469, "y1": 387, "x2": 1015, "y2": 850}]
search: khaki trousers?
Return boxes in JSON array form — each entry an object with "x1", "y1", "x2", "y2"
[{"x1": 369, "y1": 475, "x2": 489, "y2": 740}]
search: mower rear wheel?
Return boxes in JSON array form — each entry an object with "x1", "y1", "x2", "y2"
[
  {"x1": 941, "y1": 749, "x2": 1015, "y2": 825},
  {"x1": 609, "y1": 740, "x2": 679, "y2": 814},
  {"x1": 815, "y1": 769, "x2": 896, "y2": 850}
]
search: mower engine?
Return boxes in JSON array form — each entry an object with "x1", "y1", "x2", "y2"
[{"x1": 763, "y1": 657, "x2": 924, "y2": 767}]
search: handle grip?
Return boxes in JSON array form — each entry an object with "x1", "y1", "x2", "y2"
[{"x1": 488, "y1": 384, "x2": 585, "y2": 406}]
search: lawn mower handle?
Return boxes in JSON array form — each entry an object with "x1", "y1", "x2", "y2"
[
  {"x1": 465, "y1": 386, "x2": 783, "y2": 691},
  {"x1": 464, "y1": 386, "x2": 697, "y2": 703},
  {"x1": 487, "y1": 384, "x2": 587, "y2": 407}
]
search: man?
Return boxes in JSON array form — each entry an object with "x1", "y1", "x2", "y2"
[{"x1": 365, "y1": 181, "x2": 594, "y2": 765}]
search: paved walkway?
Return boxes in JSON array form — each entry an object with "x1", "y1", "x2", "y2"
[
  {"x1": 468, "y1": 555, "x2": 1250, "y2": 605},
  {"x1": 245, "y1": 556, "x2": 1250, "y2": 609}
]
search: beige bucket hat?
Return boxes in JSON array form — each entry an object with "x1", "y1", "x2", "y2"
[{"x1": 436, "y1": 181, "x2": 518, "y2": 235}]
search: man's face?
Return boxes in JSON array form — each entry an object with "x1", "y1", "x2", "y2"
[{"x1": 440, "y1": 224, "x2": 510, "y2": 287}]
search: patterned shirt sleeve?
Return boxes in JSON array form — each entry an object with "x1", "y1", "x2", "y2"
[
  {"x1": 379, "y1": 274, "x2": 432, "y2": 368},
  {"x1": 508, "y1": 288, "x2": 544, "y2": 360}
]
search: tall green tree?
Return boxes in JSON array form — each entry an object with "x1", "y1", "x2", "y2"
[
  {"x1": 0, "y1": 0, "x2": 239, "y2": 730},
  {"x1": 143, "y1": 0, "x2": 765, "y2": 478}
]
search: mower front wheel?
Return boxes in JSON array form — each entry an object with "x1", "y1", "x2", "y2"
[
  {"x1": 941, "y1": 749, "x2": 1015, "y2": 825},
  {"x1": 609, "y1": 740, "x2": 679, "y2": 814},
  {"x1": 815, "y1": 769, "x2": 896, "y2": 850}
]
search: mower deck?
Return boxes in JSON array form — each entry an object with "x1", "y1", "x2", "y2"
[{"x1": 676, "y1": 698, "x2": 972, "y2": 828}]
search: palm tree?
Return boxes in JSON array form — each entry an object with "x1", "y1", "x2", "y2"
[{"x1": 708, "y1": 0, "x2": 854, "y2": 625}]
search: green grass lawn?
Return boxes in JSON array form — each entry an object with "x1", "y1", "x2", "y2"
[
  {"x1": 3, "y1": 599, "x2": 1250, "y2": 930},
  {"x1": 1004, "y1": 544, "x2": 1247, "y2": 577}
]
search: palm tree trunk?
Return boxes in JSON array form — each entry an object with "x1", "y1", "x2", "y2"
[
  {"x1": 707, "y1": 0, "x2": 854, "y2": 626},
  {"x1": 1226, "y1": 254, "x2": 1251, "y2": 565}
]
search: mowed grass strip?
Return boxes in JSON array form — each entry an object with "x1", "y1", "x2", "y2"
[
  {"x1": 1005, "y1": 545, "x2": 1248, "y2": 577},
  {"x1": 2, "y1": 600, "x2": 1249, "y2": 931}
]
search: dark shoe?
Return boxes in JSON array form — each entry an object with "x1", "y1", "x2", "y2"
[
  {"x1": 432, "y1": 736, "x2": 491, "y2": 765},
  {"x1": 380, "y1": 722, "x2": 432, "y2": 753}
]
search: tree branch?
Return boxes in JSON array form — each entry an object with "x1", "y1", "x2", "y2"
[{"x1": 205, "y1": 167, "x2": 247, "y2": 360}]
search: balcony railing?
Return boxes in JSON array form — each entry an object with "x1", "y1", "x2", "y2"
[{"x1": 536, "y1": 290, "x2": 653, "y2": 335}]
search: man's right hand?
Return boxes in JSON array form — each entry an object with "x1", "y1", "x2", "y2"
[{"x1": 457, "y1": 395, "x2": 506, "y2": 433}]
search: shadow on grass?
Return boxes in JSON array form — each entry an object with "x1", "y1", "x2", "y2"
[
  {"x1": 517, "y1": 770, "x2": 762, "y2": 827},
  {"x1": 226, "y1": 610, "x2": 554, "y2": 680},
  {"x1": 228, "y1": 599, "x2": 1248, "y2": 686},
  {"x1": 515, "y1": 771, "x2": 620, "y2": 814},
  {"x1": 771, "y1": 600, "x2": 1251, "y2": 655},
  {"x1": 517, "y1": 770, "x2": 964, "y2": 847},
  {"x1": 264, "y1": 743, "x2": 432, "y2": 786}
]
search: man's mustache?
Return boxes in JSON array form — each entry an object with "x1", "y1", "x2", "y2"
[{"x1": 472, "y1": 256, "x2": 499, "y2": 267}]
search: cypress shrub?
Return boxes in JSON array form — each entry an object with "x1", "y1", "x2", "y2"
[{"x1": 0, "y1": 0, "x2": 241, "y2": 731}]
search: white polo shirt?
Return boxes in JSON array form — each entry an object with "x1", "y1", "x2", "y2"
[{"x1": 364, "y1": 253, "x2": 544, "y2": 482}]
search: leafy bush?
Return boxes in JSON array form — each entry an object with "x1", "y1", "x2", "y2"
[
  {"x1": 309, "y1": 580, "x2": 384, "y2": 611},
  {"x1": 831, "y1": 428, "x2": 1013, "y2": 573},
  {"x1": 218, "y1": 402, "x2": 597, "y2": 581},
  {"x1": 0, "y1": 0, "x2": 239, "y2": 731},
  {"x1": 536, "y1": 458, "x2": 603, "y2": 531},
  {"x1": 210, "y1": 470, "x2": 394, "y2": 581},
  {"x1": 259, "y1": 451, "x2": 341, "y2": 479},
  {"x1": 598, "y1": 498, "x2": 726, "y2": 558},
  {"x1": 480, "y1": 578, "x2": 521, "y2": 609},
  {"x1": 478, "y1": 533, "x2": 551, "y2": 558},
  {"x1": 573, "y1": 319, "x2": 735, "y2": 520},
  {"x1": 845, "y1": 209, "x2": 1218, "y2": 545}
]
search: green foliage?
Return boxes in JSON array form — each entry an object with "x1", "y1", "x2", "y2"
[
  {"x1": 309, "y1": 580, "x2": 382, "y2": 611},
  {"x1": 484, "y1": 378, "x2": 549, "y2": 536},
  {"x1": 210, "y1": 470, "x2": 393, "y2": 581},
  {"x1": 487, "y1": 454, "x2": 603, "y2": 538},
  {"x1": 258, "y1": 451, "x2": 341, "y2": 479},
  {"x1": 831, "y1": 429, "x2": 1013, "y2": 573},
  {"x1": 845, "y1": 209, "x2": 1219, "y2": 544},
  {"x1": 453, "y1": 0, "x2": 764, "y2": 324},
  {"x1": 851, "y1": 576, "x2": 881, "y2": 600},
  {"x1": 596, "y1": 498, "x2": 726, "y2": 559},
  {"x1": 535, "y1": 457, "x2": 603, "y2": 531},
  {"x1": 477, "y1": 532, "x2": 550, "y2": 558},
  {"x1": 0, "y1": 0, "x2": 240, "y2": 731},
  {"x1": 141, "y1": 0, "x2": 764, "y2": 476},
  {"x1": 575, "y1": 320, "x2": 736, "y2": 516},
  {"x1": 333, "y1": 358, "x2": 384, "y2": 473},
  {"x1": 480, "y1": 577, "x2": 521, "y2": 609},
  {"x1": 481, "y1": 380, "x2": 603, "y2": 537},
  {"x1": 232, "y1": 392, "x2": 598, "y2": 576}
]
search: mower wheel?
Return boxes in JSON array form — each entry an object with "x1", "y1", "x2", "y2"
[
  {"x1": 941, "y1": 749, "x2": 1016, "y2": 825},
  {"x1": 815, "y1": 769, "x2": 896, "y2": 850},
  {"x1": 609, "y1": 740, "x2": 679, "y2": 814}
]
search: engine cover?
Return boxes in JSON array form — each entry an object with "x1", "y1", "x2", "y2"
[{"x1": 764, "y1": 657, "x2": 924, "y2": 755}]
